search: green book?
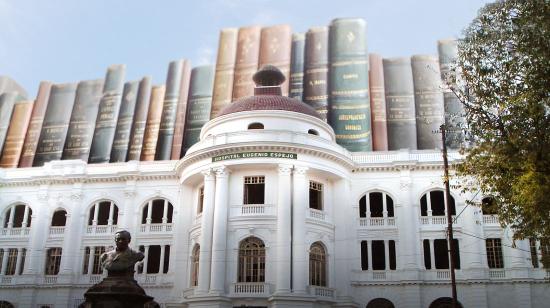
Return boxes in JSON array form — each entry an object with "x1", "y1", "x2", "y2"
[
  {"x1": 328, "y1": 18, "x2": 372, "y2": 152},
  {"x1": 110, "y1": 81, "x2": 139, "y2": 162},
  {"x1": 181, "y1": 66, "x2": 215, "y2": 155},
  {"x1": 289, "y1": 33, "x2": 305, "y2": 100},
  {"x1": 127, "y1": 76, "x2": 152, "y2": 161}
]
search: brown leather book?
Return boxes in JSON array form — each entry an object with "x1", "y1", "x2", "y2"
[
  {"x1": 232, "y1": 26, "x2": 261, "y2": 100},
  {"x1": 369, "y1": 53, "x2": 388, "y2": 151},
  {"x1": 140, "y1": 85, "x2": 166, "y2": 161},
  {"x1": 127, "y1": 76, "x2": 152, "y2": 161},
  {"x1": 259, "y1": 24, "x2": 292, "y2": 96},
  {"x1": 18, "y1": 81, "x2": 52, "y2": 167},
  {"x1": 170, "y1": 60, "x2": 191, "y2": 159},
  {"x1": 304, "y1": 27, "x2": 329, "y2": 121},
  {"x1": 210, "y1": 28, "x2": 238, "y2": 119},
  {"x1": 0, "y1": 100, "x2": 34, "y2": 168}
]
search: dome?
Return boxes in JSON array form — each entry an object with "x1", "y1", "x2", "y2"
[{"x1": 216, "y1": 65, "x2": 323, "y2": 120}]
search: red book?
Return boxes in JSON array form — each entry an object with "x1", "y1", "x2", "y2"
[{"x1": 0, "y1": 100, "x2": 34, "y2": 167}]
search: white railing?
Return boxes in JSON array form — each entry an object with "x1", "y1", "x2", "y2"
[
  {"x1": 1, "y1": 276, "x2": 13, "y2": 284},
  {"x1": 230, "y1": 204, "x2": 275, "y2": 217},
  {"x1": 310, "y1": 286, "x2": 335, "y2": 298},
  {"x1": 489, "y1": 269, "x2": 506, "y2": 278},
  {"x1": 231, "y1": 282, "x2": 269, "y2": 296},
  {"x1": 1, "y1": 227, "x2": 30, "y2": 236},
  {"x1": 49, "y1": 226, "x2": 65, "y2": 235},
  {"x1": 44, "y1": 276, "x2": 58, "y2": 284},
  {"x1": 372, "y1": 271, "x2": 387, "y2": 280},
  {"x1": 144, "y1": 274, "x2": 157, "y2": 284},
  {"x1": 308, "y1": 209, "x2": 327, "y2": 221},
  {"x1": 436, "y1": 270, "x2": 451, "y2": 279},
  {"x1": 86, "y1": 225, "x2": 118, "y2": 235},
  {"x1": 139, "y1": 223, "x2": 173, "y2": 233},
  {"x1": 420, "y1": 216, "x2": 458, "y2": 225},
  {"x1": 89, "y1": 274, "x2": 102, "y2": 284},
  {"x1": 358, "y1": 217, "x2": 397, "y2": 228},
  {"x1": 483, "y1": 215, "x2": 499, "y2": 225}
]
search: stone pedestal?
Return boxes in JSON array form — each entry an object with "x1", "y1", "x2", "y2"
[{"x1": 82, "y1": 272, "x2": 158, "y2": 308}]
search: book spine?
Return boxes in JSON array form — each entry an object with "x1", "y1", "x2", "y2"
[
  {"x1": 140, "y1": 85, "x2": 166, "y2": 161},
  {"x1": 328, "y1": 18, "x2": 372, "y2": 152},
  {"x1": 0, "y1": 100, "x2": 34, "y2": 168},
  {"x1": 170, "y1": 60, "x2": 192, "y2": 160},
  {"x1": 88, "y1": 64, "x2": 126, "y2": 164},
  {"x1": 259, "y1": 24, "x2": 292, "y2": 96},
  {"x1": 182, "y1": 66, "x2": 215, "y2": 155},
  {"x1": 369, "y1": 53, "x2": 388, "y2": 151},
  {"x1": 411, "y1": 55, "x2": 445, "y2": 149},
  {"x1": 383, "y1": 57, "x2": 417, "y2": 150},
  {"x1": 155, "y1": 60, "x2": 185, "y2": 160},
  {"x1": 19, "y1": 81, "x2": 52, "y2": 167},
  {"x1": 127, "y1": 76, "x2": 152, "y2": 161},
  {"x1": 61, "y1": 79, "x2": 104, "y2": 161},
  {"x1": 0, "y1": 76, "x2": 28, "y2": 99},
  {"x1": 210, "y1": 28, "x2": 238, "y2": 119},
  {"x1": 304, "y1": 27, "x2": 329, "y2": 121},
  {"x1": 110, "y1": 81, "x2": 139, "y2": 162},
  {"x1": 437, "y1": 39, "x2": 465, "y2": 149},
  {"x1": 0, "y1": 92, "x2": 18, "y2": 155},
  {"x1": 232, "y1": 26, "x2": 261, "y2": 100},
  {"x1": 33, "y1": 83, "x2": 78, "y2": 166},
  {"x1": 289, "y1": 33, "x2": 305, "y2": 100}
]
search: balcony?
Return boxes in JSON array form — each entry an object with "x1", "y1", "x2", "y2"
[
  {"x1": 230, "y1": 204, "x2": 275, "y2": 217},
  {"x1": 489, "y1": 269, "x2": 506, "y2": 279},
  {"x1": 307, "y1": 208, "x2": 330, "y2": 223},
  {"x1": 0, "y1": 227, "x2": 30, "y2": 237},
  {"x1": 49, "y1": 226, "x2": 65, "y2": 236},
  {"x1": 0, "y1": 276, "x2": 14, "y2": 285},
  {"x1": 230, "y1": 282, "x2": 271, "y2": 297},
  {"x1": 43, "y1": 275, "x2": 58, "y2": 284},
  {"x1": 483, "y1": 215, "x2": 499, "y2": 226},
  {"x1": 420, "y1": 216, "x2": 459, "y2": 226},
  {"x1": 308, "y1": 286, "x2": 335, "y2": 298},
  {"x1": 85, "y1": 225, "x2": 118, "y2": 235},
  {"x1": 139, "y1": 223, "x2": 173, "y2": 233},
  {"x1": 358, "y1": 217, "x2": 396, "y2": 228}
]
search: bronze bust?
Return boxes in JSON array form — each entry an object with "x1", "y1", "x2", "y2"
[{"x1": 100, "y1": 230, "x2": 144, "y2": 276}]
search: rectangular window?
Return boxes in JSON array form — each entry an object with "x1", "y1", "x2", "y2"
[
  {"x1": 361, "y1": 241, "x2": 368, "y2": 270},
  {"x1": 530, "y1": 239, "x2": 539, "y2": 268},
  {"x1": 389, "y1": 240, "x2": 396, "y2": 270},
  {"x1": 5, "y1": 248, "x2": 18, "y2": 275},
  {"x1": 82, "y1": 247, "x2": 91, "y2": 274},
  {"x1": 371, "y1": 240, "x2": 385, "y2": 270},
  {"x1": 309, "y1": 181, "x2": 323, "y2": 210},
  {"x1": 434, "y1": 239, "x2": 449, "y2": 269},
  {"x1": 197, "y1": 187, "x2": 204, "y2": 213},
  {"x1": 45, "y1": 247, "x2": 62, "y2": 275},
  {"x1": 244, "y1": 176, "x2": 265, "y2": 204},
  {"x1": 486, "y1": 238, "x2": 504, "y2": 268},
  {"x1": 163, "y1": 245, "x2": 170, "y2": 274},
  {"x1": 92, "y1": 246, "x2": 106, "y2": 274},
  {"x1": 18, "y1": 248, "x2": 26, "y2": 275},
  {"x1": 147, "y1": 245, "x2": 161, "y2": 274}
]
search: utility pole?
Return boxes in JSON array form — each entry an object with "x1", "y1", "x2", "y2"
[{"x1": 441, "y1": 124, "x2": 458, "y2": 308}]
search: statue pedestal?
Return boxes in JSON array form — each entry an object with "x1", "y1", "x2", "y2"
[{"x1": 82, "y1": 273, "x2": 158, "y2": 308}]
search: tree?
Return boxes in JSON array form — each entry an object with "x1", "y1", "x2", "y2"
[{"x1": 456, "y1": 0, "x2": 550, "y2": 265}]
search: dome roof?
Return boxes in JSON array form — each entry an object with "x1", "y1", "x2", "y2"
[{"x1": 216, "y1": 65, "x2": 323, "y2": 120}]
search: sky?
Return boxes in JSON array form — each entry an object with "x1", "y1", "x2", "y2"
[{"x1": 0, "y1": 0, "x2": 493, "y2": 97}]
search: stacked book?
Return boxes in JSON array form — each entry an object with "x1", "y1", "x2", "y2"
[{"x1": 0, "y1": 18, "x2": 465, "y2": 169}]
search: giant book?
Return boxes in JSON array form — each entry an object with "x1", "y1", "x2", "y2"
[
  {"x1": 33, "y1": 83, "x2": 78, "y2": 166},
  {"x1": 411, "y1": 55, "x2": 445, "y2": 149},
  {"x1": 328, "y1": 18, "x2": 372, "y2": 152},
  {"x1": 140, "y1": 85, "x2": 166, "y2": 161},
  {"x1": 155, "y1": 60, "x2": 185, "y2": 160},
  {"x1": 232, "y1": 26, "x2": 261, "y2": 100},
  {"x1": 19, "y1": 81, "x2": 52, "y2": 167},
  {"x1": 61, "y1": 79, "x2": 104, "y2": 161},
  {"x1": 289, "y1": 33, "x2": 305, "y2": 100},
  {"x1": 0, "y1": 100, "x2": 34, "y2": 167},
  {"x1": 369, "y1": 53, "x2": 388, "y2": 151},
  {"x1": 210, "y1": 28, "x2": 238, "y2": 119},
  {"x1": 127, "y1": 76, "x2": 152, "y2": 161},
  {"x1": 0, "y1": 76, "x2": 28, "y2": 99},
  {"x1": 304, "y1": 27, "x2": 329, "y2": 121},
  {"x1": 259, "y1": 24, "x2": 292, "y2": 96},
  {"x1": 88, "y1": 64, "x2": 126, "y2": 164},
  {"x1": 437, "y1": 39, "x2": 465, "y2": 149},
  {"x1": 171, "y1": 60, "x2": 191, "y2": 159},
  {"x1": 182, "y1": 66, "x2": 215, "y2": 155},
  {"x1": 110, "y1": 81, "x2": 139, "y2": 162},
  {"x1": 383, "y1": 57, "x2": 417, "y2": 150},
  {"x1": 0, "y1": 92, "x2": 17, "y2": 155}
]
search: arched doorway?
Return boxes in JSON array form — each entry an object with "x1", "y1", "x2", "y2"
[
  {"x1": 366, "y1": 298, "x2": 395, "y2": 308},
  {"x1": 429, "y1": 297, "x2": 463, "y2": 308}
]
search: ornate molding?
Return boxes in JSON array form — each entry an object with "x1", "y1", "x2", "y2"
[{"x1": 277, "y1": 164, "x2": 293, "y2": 176}]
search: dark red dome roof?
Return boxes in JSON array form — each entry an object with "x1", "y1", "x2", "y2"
[{"x1": 216, "y1": 95, "x2": 323, "y2": 119}]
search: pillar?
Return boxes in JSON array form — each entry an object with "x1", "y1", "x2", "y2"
[
  {"x1": 275, "y1": 164, "x2": 292, "y2": 293},
  {"x1": 292, "y1": 166, "x2": 308, "y2": 293},
  {"x1": 143, "y1": 245, "x2": 150, "y2": 274},
  {"x1": 159, "y1": 245, "x2": 166, "y2": 274},
  {"x1": 162, "y1": 200, "x2": 168, "y2": 224},
  {"x1": 146, "y1": 200, "x2": 153, "y2": 225},
  {"x1": 22, "y1": 205, "x2": 30, "y2": 228},
  {"x1": 210, "y1": 166, "x2": 230, "y2": 293},
  {"x1": 196, "y1": 169, "x2": 215, "y2": 294},
  {"x1": 384, "y1": 240, "x2": 390, "y2": 270}
]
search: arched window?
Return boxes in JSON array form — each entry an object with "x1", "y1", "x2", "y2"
[
  {"x1": 367, "y1": 298, "x2": 395, "y2": 308},
  {"x1": 481, "y1": 196, "x2": 497, "y2": 215},
  {"x1": 0, "y1": 301, "x2": 15, "y2": 308},
  {"x1": 141, "y1": 199, "x2": 174, "y2": 224},
  {"x1": 51, "y1": 209, "x2": 67, "y2": 227},
  {"x1": 309, "y1": 242, "x2": 327, "y2": 286},
  {"x1": 420, "y1": 190, "x2": 455, "y2": 216},
  {"x1": 191, "y1": 244, "x2": 200, "y2": 286},
  {"x1": 429, "y1": 297, "x2": 463, "y2": 308},
  {"x1": 359, "y1": 192, "x2": 394, "y2": 218},
  {"x1": 248, "y1": 122, "x2": 264, "y2": 129},
  {"x1": 197, "y1": 187, "x2": 204, "y2": 214},
  {"x1": 3, "y1": 204, "x2": 32, "y2": 229},
  {"x1": 308, "y1": 129, "x2": 319, "y2": 136},
  {"x1": 87, "y1": 201, "x2": 118, "y2": 226},
  {"x1": 238, "y1": 237, "x2": 265, "y2": 282}
]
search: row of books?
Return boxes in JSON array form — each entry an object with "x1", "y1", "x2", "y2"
[{"x1": 0, "y1": 18, "x2": 464, "y2": 169}]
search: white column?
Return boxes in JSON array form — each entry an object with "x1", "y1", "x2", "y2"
[
  {"x1": 162, "y1": 200, "x2": 168, "y2": 224},
  {"x1": 92, "y1": 203, "x2": 99, "y2": 226},
  {"x1": 25, "y1": 188, "x2": 50, "y2": 276},
  {"x1": 143, "y1": 246, "x2": 150, "y2": 274},
  {"x1": 159, "y1": 245, "x2": 166, "y2": 274},
  {"x1": 426, "y1": 192, "x2": 432, "y2": 218},
  {"x1": 108, "y1": 202, "x2": 114, "y2": 226},
  {"x1": 21, "y1": 205, "x2": 30, "y2": 228},
  {"x1": 146, "y1": 201, "x2": 153, "y2": 225},
  {"x1": 292, "y1": 166, "x2": 308, "y2": 293},
  {"x1": 366, "y1": 195, "x2": 371, "y2": 218},
  {"x1": 510, "y1": 238, "x2": 530, "y2": 269},
  {"x1": 210, "y1": 166, "x2": 230, "y2": 293},
  {"x1": 15, "y1": 248, "x2": 23, "y2": 275},
  {"x1": 0, "y1": 249, "x2": 8, "y2": 274},
  {"x1": 196, "y1": 169, "x2": 215, "y2": 294},
  {"x1": 429, "y1": 240, "x2": 436, "y2": 270},
  {"x1": 88, "y1": 247, "x2": 95, "y2": 275},
  {"x1": 382, "y1": 193, "x2": 388, "y2": 218},
  {"x1": 7, "y1": 205, "x2": 15, "y2": 228},
  {"x1": 397, "y1": 168, "x2": 420, "y2": 273},
  {"x1": 384, "y1": 240, "x2": 390, "y2": 270},
  {"x1": 276, "y1": 164, "x2": 292, "y2": 293},
  {"x1": 367, "y1": 240, "x2": 373, "y2": 270}
]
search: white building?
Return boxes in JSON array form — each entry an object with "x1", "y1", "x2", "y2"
[{"x1": 0, "y1": 74, "x2": 548, "y2": 308}]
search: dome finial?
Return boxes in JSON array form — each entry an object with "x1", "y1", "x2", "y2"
[{"x1": 253, "y1": 65, "x2": 285, "y2": 87}]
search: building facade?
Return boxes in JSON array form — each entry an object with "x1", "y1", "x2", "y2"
[{"x1": 0, "y1": 78, "x2": 548, "y2": 308}]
